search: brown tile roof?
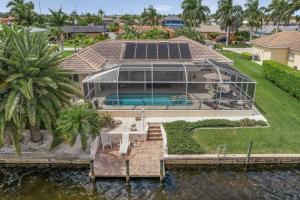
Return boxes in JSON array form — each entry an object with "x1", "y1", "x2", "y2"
[
  {"x1": 170, "y1": 36, "x2": 232, "y2": 62},
  {"x1": 251, "y1": 31, "x2": 300, "y2": 50},
  {"x1": 60, "y1": 54, "x2": 100, "y2": 74},
  {"x1": 60, "y1": 36, "x2": 232, "y2": 74}
]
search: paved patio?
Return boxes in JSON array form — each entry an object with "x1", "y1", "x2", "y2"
[{"x1": 93, "y1": 140, "x2": 163, "y2": 177}]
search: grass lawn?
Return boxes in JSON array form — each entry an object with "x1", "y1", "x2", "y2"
[
  {"x1": 166, "y1": 51, "x2": 300, "y2": 154},
  {"x1": 60, "y1": 51, "x2": 75, "y2": 59}
]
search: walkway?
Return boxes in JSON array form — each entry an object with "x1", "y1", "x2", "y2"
[
  {"x1": 93, "y1": 140, "x2": 163, "y2": 177},
  {"x1": 223, "y1": 48, "x2": 252, "y2": 54}
]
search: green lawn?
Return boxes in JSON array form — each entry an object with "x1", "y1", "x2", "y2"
[
  {"x1": 171, "y1": 51, "x2": 300, "y2": 154},
  {"x1": 60, "y1": 51, "x2": 75, "y2": 59}
]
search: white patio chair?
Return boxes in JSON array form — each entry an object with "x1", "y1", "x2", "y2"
[
  {"x1": 101, "y1": 133, "x2": 112, "y2": 151},
  {"x1": 119, "y1": 132, "x2": 130, "y2": 156}
]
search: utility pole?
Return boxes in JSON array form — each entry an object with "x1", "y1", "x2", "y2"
[{"x1": 38, "y1": 0, "x2": 41, "y2": 14}]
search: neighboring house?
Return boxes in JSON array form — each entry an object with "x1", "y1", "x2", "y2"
[
  {"x1": 255, "y1": 25, "x2": 299, "y2": 36},
  {"x1": 0, "y1": 16, "x2": 14, "y2": 25},
  {"x1": 161, "y1": 15, "x2": 184, "y2": 29},
  {"x1": 196, "y1": 24, "x2": 229, "y2": 39},
  {"x1": 251, "y1": 31, "x2": 300, "y2": 70},
  {"x1": 117, "y1": 25, "x2": 176, "y2": 38},
  {"x1": 60, "y1": 36, "x2": 256, "y2": 113},
  {"x1": 62, "y1": 25, "x2": 108, "y2": 39},
  {"x1": 103, "y1": 17, "x2": 115, "y2": 26}
]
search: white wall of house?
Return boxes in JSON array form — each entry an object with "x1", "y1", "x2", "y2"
[
  {"x1": 287, "y1": 49, "x2": 300, "y2": 70},
  {"x1": 252, "y1": 45, "x2": 289, "y2": 66}
]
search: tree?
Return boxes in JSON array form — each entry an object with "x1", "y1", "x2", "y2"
[
  {"x1": 175, "y1": 27, "x2": 205, "y2": 43},
  {"x1": 286, "y1": 0, "x2": 300, "y2": 16},
  {"x1": 141, "y1": 5, "x2": 160, "y2": 27},
  {"x1": 268, "y1": 0, "x2": 290, "y2": 32},
  {"x1": 49, "y1": 8, "x2": 68, "y2": 50},
  {"x1": 98, "y1": 9, "x2": 104, "y2": 25},
  {"x1": 6, "y1": 0, "x2": 36, "y2": 27},
  {"x1": 120, "y1": 14, "x2": 136, "y2": 26},
  {"x1": 0, "y1": 26, "x2": 81, "y2": 156},
  {"x1": 215, "y1": 0, "x2": 243, "y2": 46},
  {"x1": 56, "y1": 103, "x2": 112, "y2": 150},
  {"x1": 181, "y1": 0, "x2": 210, "y2": 28},
  {"x1": 244, "y1": 0, "x2": 266, "y2": 40}
]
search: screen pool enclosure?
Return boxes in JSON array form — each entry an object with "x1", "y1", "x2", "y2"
[{"x1": 83, "y1": 59, "x2": 256, "y2": 110}]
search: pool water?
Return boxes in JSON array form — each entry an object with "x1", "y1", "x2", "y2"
[{"x1": 105, "y1": 93, "x2": 192, "y2": 106}]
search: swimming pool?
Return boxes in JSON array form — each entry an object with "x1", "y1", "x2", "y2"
[{"x1": 104, "y1": 93, "x2": 192, "y2": 106}]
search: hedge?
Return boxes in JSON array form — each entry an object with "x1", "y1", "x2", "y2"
[
  {"x1": 164, "y1": 119, "x2": 267, "y2": 154},
  {"x1": 262, "y1": 60, "x2": 300, "y2": 100}
]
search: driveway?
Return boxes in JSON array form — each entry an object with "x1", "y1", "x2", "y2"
[{"x1": 223, "y1": 48, "x2": 252, "y2": 54}]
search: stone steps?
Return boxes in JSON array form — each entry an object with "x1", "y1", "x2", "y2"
[{"x1": 148, "y1": 124, "x2": 162, "y2": 141}]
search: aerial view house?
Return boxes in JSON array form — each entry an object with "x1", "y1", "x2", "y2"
[
  {"x1": 161, "y1": 15, "x2": 184, "y2": 29},
  {"x1": 62, "y1": 25, "x2": 108, "y2": 39},
  {"x1": 61, "y1": 37, "x2": 256, "y2": 115},
  {"x1": 196, "y1": 24, "x2": 228, "y2": 39},
  {"x1": 251, "y1": 31, "x2": 300, "y2": 70}
]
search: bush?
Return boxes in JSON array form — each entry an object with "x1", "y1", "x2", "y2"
[
  {"x1": 140, "y1": 29, "x2": 169, "y2": 39},
  {"x1": 262, "y1": 60, "x2": 300, "y2": 100},
  {"x1": 164, "y1": 119, "x2": 267, "y2": 154},
  {"x1": 241, "y1": 52, "x2": 252, "y2": 60}
]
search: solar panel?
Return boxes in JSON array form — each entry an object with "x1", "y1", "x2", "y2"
[
  {"x1": 135, "y1": 43, "x2": 146, "y2": 59},
  {"x1": 123, "y1": 43, "x2": 136, "y2": 59},
  {"x1": 158, "y1": 43, "x2": 169, "y2": 59},
  {"x1": 147, "y1": 43, "x2": 157, "y2": 59},
  {"x1": 179, "y1": 43, "x2": 192, "y2": 59},
  {"x1": 169, "y1": 43, "x2": 180, "y2": 59}
]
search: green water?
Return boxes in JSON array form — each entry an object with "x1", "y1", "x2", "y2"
[{"x1": 0, "y1": 166, "x2": 300, "y2": 200}]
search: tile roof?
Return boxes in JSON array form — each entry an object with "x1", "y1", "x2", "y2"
[
  {"x1": 59, "y1": 36, "x2": 232, "y2": 74},
  {"x1": 196, "y1": 24, "x2": 226, "y2": 33},
  {"x1": 251, "y1": 31, "x2": 300, "y2": 50}
]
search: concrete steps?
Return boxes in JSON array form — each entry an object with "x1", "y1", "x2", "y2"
[{"x1": 148, "y1": 124, "x2": 163, "y2": 141}]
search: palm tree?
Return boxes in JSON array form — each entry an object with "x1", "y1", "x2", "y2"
[
  {"x1": 244, "y1": 0, "x2": 266, "y2": 40},
  {"x1": 49, "y1": 8, "x2": 68, "y2": 50},
  {"x1": 7, "y1": 0, "x2": 36, "y2": 27},
  {"x1": 268, "y1": 0, "x2": 290, "y2": 32},
  {"x1": 0, "y1": 26, "x2": 81, "y2": 156},
  {"x1": 141, "y1": 5, "x2": 160, "y2": 27},
  {"x1": 215, "y1": 0, "x2": 243, "y2": 46},
  {"x1": 287, "y1": 0, "x2": 300, "y2": 15},
  {"x1": 181, "y1": 0, "x2": 210, "y2": 28},
  {"x1": 56, "y1": 103, "x2": 112, "y2": 150}
]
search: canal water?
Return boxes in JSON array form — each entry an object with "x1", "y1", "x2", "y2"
[{"x1": 0, "y1": 166, "x2": 299, "y2": 200}]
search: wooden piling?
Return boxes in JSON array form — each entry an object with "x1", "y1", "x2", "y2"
[
  {"x1": 125, "y1": 159, "x2": 130, "y2": 184},
  {"x1": 245, "y1": 141, "x2": 253, "y2": 168},
  {"x1": 160, "y1": 159, "x2": 164, "y2": 184},
  {"x1": 90, "y1": 159, "x2": 95, "y2": 183}
]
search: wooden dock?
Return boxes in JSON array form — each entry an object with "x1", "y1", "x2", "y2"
[
  {"x1": 93, "y1": 140, "x2": 164, "y2": 178},
  {"x1": 93, "y1": 125, "x2": 164, "y2": 178}
]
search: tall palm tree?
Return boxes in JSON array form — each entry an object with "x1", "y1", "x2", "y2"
[
  {"x1": 0, "y1": 26, "x2": 81, "y2": 156},
  {"x1": 141, "y1": 5, "x2": 160, "y2": 27},
  {"x1": 6, "y1": 0, "x2": 24, "y2": 15},
  {"x1": 268, "y1": 0, "x2": 290, "y2": 32},
  {"x1": 181, "y1": 0, "x2": 210, "y2": 28},
  {"x1": 49, "y1": 8, "x2": 68, "y2": 50},
  {"x1": 215, "y1": 0, "x2": 243, "y2": 46},
  {"x1": 7, "y1": 0, "x2": 36, "y2": 27},
  {"x1": 287, "y1": 0, "x2": 300, "y2": 15},
  {"x1": 244, "y1": 0, "x2": 266, "y2": 40},
  {"x1": 56, "y1": 103, "x2": 111, "y2": 150}
]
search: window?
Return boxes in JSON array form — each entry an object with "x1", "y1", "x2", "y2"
[
  {"x1": 288, "y1": 52, "x2": 294, "y2": 61},
  {"x1": 71, "y1": 74, "x2": 79, "y2": 82}
]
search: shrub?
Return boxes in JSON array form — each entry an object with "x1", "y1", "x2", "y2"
[
  {"x1": 241, "y1": 52, "x2": 252, "y2": 60},
  {"x1": 140, "y1": 29, "x2": 169, "y2": 39},
  {"x1": 262, "y1": 60, "x2": 300, "y2": 100},
  {"x1": 164, "y1": 119, "x2": 267, "y2": 154}
]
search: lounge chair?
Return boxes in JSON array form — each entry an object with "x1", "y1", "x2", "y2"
[
  {"x1": 101, "y1": 133, "x2": 112, "y2": 151},
  {"x1": 119, "y1": 132, "x2": 130, "y2": 156}
]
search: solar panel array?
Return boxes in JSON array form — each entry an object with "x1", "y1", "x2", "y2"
[{"x1": 123, "y1": 42, "x2": 192, "y2": 60}]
